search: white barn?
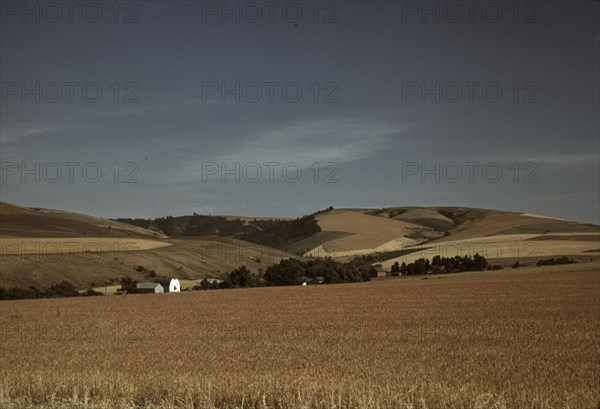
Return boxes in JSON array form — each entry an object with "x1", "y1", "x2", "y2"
[{"x1": 169, "y1": 278, "x2": 181, "y2": 293}]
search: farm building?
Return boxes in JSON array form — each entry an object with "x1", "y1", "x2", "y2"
[
  {"x1": 152, "y1": 277, "x2": 181, "y2": 293},
  {"x1": 370, "y1": 265, "x2": 387, "y2": 278},
  {"x1": 137, "y1": 283, "x2": 164, "y2": 294}
]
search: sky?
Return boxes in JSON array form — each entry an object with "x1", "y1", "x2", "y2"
[{"x1": 1, "y1": 0, "x2": 599, "y2": 223}]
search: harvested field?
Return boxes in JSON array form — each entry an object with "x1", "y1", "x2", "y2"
[
  {"x1": 383, "y1": 208, "x2": 455, "y2": 231},
  {"x1": 434, "y1": 212, "x2": 599, "y2": 242},
  {"x1": 1, "y1": 268, "x2": 599, "y2": 408},
  {"x1": 381, "y1": 233, "x2": 600, "y2": 268},
  {"x1": 304, "y1": 211, "x2": 432, "y2": 257},
  {"x1": 0, "y1": 237, "x2": 291, "y2": 289},
  {"x1": 0, "y1": 237, "x2": 172, "y2": 255}
]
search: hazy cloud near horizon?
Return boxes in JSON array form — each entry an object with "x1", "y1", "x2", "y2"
[{"x1": 1, "y1": 1, "x2": 598, "y2": 223}]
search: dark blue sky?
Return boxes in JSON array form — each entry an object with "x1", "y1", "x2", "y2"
[{"x1": 1, "y1": 1, "x2": 598, "y2": 223}]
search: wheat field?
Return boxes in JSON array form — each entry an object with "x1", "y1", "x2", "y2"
[{"x1": 1, "y1": 267, "x2": 599, "y2": 408}]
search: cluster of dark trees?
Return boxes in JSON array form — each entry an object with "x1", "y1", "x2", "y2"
[
  {"x1": 263, "y1": 256, "x2": 373, "y2": 286},
  {"x1": 390, "y1": 253, "x2": 500, "y2": 275},
  {"x1": 118, "y1": 277, "x2": 139, "y2": 293},
  {"x1": 116, "y1": 211, "x2": 328, "y2": 250},
  {"x1": 194, "y1": 266, "x2": 260, "y2": 290},
  {"x1": 0, "y1": 281, "x2": 102, "y2": 300},
  {"x1": 536, "y1": 256, "x2": 577, "y2": 266},
  {"x1": 195, "y1": 256, "x2": 374, "y2": 290},
  {"x1": 244, "y1": 215, "x2": 321, "y2": 249},
  {"x1": 116, "y1": 214, "x2": 261, "y2": 237},
  {"x1": 135, "y1": 265, "x2": 157, "y2": 278}
]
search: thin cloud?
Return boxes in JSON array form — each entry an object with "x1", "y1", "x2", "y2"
[
  {"x1": 0, "y1": 123, "x2": 66, "y2": 145},
  {"x1": 214, "y1": 118, "x2": 407, "y2": 165}
]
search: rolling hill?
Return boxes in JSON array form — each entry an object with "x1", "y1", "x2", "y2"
[
  {"x1": 0, "y1": 202, "x2": 292, "y2": 289},
  {"x1": 334, "y1": 207, "x2": 599, "y2": 266},
  {"x1": 0, "y1": 201, "x2": 167, "y2": 239},
  {"x1": 296, "y1": 209, "x2": 444, "y2": 258},
  {"x1": 1, "y1": 202, "x2": 598, "y2": 289}
]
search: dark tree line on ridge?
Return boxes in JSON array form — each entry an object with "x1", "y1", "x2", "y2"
[{"x1": 115, "y1": 211, "x2": 331, "y2": 250}]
